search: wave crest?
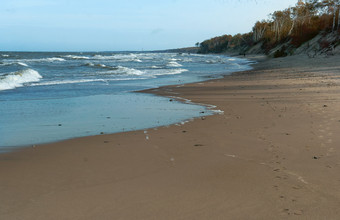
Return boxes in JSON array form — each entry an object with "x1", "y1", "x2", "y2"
[
  {"x1": 167, "y1": 61, "x2": 182, "y2": 67},
  {"x1": 107, "y1": 66, "x2": 144, "y2": 75},
  {"x1": 0, "y1": 69, "x2": 42, "y2": 91},
  {"x1": 63, "y1": 55, "x2": 90, "y2": 60}
]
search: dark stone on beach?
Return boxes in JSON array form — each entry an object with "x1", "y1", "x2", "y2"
[
  {"x1": 104, "y1": 141, "x2": 109, "y2": 143},
  {"x1": 313, "y1": 156, "x2": 318, "y2": 159},
  {"x1": 100, "y1": 132, "x2": 104, "y2": 135},
  {"x1": 194, "y1": 144, "x2": 204, "y2": 146},
  {"x1": 201, "y1": 117, "x2": 206, "y2": 120},
  {"x1": 169, "y1": 99, "x2": 173, "y2": 102},
  {"x1": 323, "y1": 105, "x2": 328, "y2": 107},
  {"x1": 200, "y1": 111, "x2": 205, "y2": 114},
  {"x1": 106, "y1": 117, "x2": 111, "y2": 119},
  {"x1": 182, "y1": 130, "x2": 187, "y2": 133},
  {"x1": 58, "y1": 124, "x2": 62, "y2": 126}
]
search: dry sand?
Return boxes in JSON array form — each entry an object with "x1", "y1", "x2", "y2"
[{"x1": 1, "y1": 54, "x2": 340, "y2": 219}]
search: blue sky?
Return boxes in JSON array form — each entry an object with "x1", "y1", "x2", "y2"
[{"x1": 1, "y1": 0, "x2": 298, "y2": 51}]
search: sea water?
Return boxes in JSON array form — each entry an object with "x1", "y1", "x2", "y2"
[{"x1": 0, "y1": 52, "x2": 252, "y2": 151}]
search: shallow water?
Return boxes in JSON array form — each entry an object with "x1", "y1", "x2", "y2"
[{"x1": 0, "y1": 52, "x2": 252, "y2": 150}]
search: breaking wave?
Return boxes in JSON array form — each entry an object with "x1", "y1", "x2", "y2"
[
  {"x1": 22, "y1": 57, "x2": 65, "y2": 62},
  {"x1": 167, "y1": 61, "x2": 182, "y2": 67},
  {"x1": 31, "y1": 79, "x2": 107, "y2": 86},
  {"x1": 30, "y1": 77, "x2": 147, "y2": 87},
  {"x1": 84, "y1": 62, "x2": 115, "y2": 69},
  {"x1": 105, "y1": 66, "x2": 144, "y2": 75},
  {"x1": 146, "y1": 68, "x2": 188, "y2": 76},
  {"x1": 63, "y1": 55, "x2": 90, "y2": 60},
  {"x1": 84, "y1": 63, "x2": 144, "y2": 75},
  {"x1": 0, "y1": 62, "x2": 28, "y2": 67},
  {"x1": 93, "y1": 54, "x2": 142, "y2": 62},
  {"x1": 0, "y1": 69, "x2": 42, "y2": 91}
]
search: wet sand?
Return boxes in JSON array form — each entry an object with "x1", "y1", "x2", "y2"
[{"x1": 1, "y1": 54, "x2": 340, "y2": 219}]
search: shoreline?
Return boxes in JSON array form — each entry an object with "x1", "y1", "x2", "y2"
[
  {"x1": 1, "y1": 54, "x2": 340, "y2": 219},
  {"x1": 0, "y1": 52, "x2": 251, "y2": 150},
  {"x1": 0, "y1": 53, "x2": 252, "y2": 151}
]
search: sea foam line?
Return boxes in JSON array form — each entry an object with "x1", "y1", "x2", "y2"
[{"x1": 29, "y1": 77, "x2": 148, "y2": 87}]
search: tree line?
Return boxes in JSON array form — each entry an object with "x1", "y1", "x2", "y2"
[{"x1": 198, "y1": 0, "x2": 340, "y2": 54}]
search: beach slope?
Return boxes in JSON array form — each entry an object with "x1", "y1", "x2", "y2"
[{"x1": 1, "y1": 55, "x2": 340, "y2": 219}]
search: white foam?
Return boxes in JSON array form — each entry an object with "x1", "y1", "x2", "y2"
[
  {"x1": 85, "y1": 63, "x2": 117, "y2": 70},
  {"x1": 93, "y1": 55, "x2": 115, "y2": 60},
  {"x1": 0, "y1": 69, "x2": 42, "y2": 91},
  {"x1": 115, "y1": 66, "x2": 144, "y2": 75},
  {"x1": 182, "y1": 58, "x2": 193, "y2": 62},
  {"x1": 63, "y1": 55, "x2": 90, "y2": 60},
  {"x1": 17, "y1": 62, "x2": 28, "y2": 67},
  {"x1": 151, "y1": 65, "x2": 162, "y2": 69},
  {"x1": 31, "y1": 79, "x2": 107, "y2": 86},
  {"x1": 97, "y1": 64, "x2": 107, "y2": 68},
  {"x1": 0, "y1": 62, "x2": 28, "y2": 67},
  {"x1": 169, "y1": 58, "x2": 180, "y2": 61},
  {"x1": 147, "y1": 68, "x2": 188, "y2": 76},
  {"x1": 205, "y1": 60, "x2": 219, "y2": 64},
  {"x1": 1, "y1": 54, "x2": 9, "y2": 57},
  {"x1": 93, "y1": 54, "x2": 142, "y2": 63},
  {"x1": 23, "y1": 57, "x2": 65, "y2": 62},
  {"x1": 167, "y1": 61, "x2": 182, "y2": 67},
  {"x1": 46, "y1": 57, "x2": 65, "y2": 62},
  {"x1": 30, "y1": 77, "x2": 147, "y2": 87}
]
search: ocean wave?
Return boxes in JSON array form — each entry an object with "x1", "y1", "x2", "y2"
[
  {"x1": 205, "y1": 60, "x2": 219, "y2": 64},
  {"x1": 167, "y1": 61, "x2": 182, "y2": 67},
  {"x1": 181, "y1": 58, "x2": 193, "y2": 62},
  {"x1": 93, "y1": 54, "x2": 142, "y2": 62},
  {"x1": 17, "y1": 62, "x2": 29, "y2": 67},
  {"x1": 1, "y1": 54, "x2": 9, "y2": 57},
  {"x1": 84, "y1": 62, "x2": 114, "y2": 69},
  {"x1": 147, "y1": 68, "x2": 188, "y2": 76},
  {"x1": 150, "y1": 65, "x2": 162, "y2": 69},
  {"x1": 0, "y1": 62, "x2": 28, "y2": 67},
  {"x1": 84, "y1": 63, "x2": 142, "y2": 74},
  {"x1": 30, "y1": 77, "x2": 147, "y2": 87},
  {"x1": 0, "y1": 69, "x2": 42, "y2": 91},
  {"x1": 63, "y1": 55, "x2": 90, "y2": 60},
  {"x1": 30, "y1": 79, "x2": 107, "y2": 86},
  {"x1": 22, "y1": 57, "x2": 65, "y2": 62},
  {"x1": 107, "y1": 66, "x2": 144, "y2": 75},
  {"x1": 169, "y1": 58, "x2": 181, "y2": 61},
  {"x1": 92, "y1": 55, "x2": 115, "y2": 60},
  {"x1": 46, "y1": 57, "x2": 66, "y2": 62}
]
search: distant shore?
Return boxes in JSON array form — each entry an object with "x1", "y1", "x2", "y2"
[{"x1": 1, "y1": 54, "x2": 340, "y2": 219}]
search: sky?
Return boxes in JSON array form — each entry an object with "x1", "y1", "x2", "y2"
[{"x1": 0, "y1": 0, "x2": 298, "y2": 51}]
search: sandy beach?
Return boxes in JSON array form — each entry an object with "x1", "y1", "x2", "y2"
[{"x1": 1, "y1": 54, "x2": 340, "y2": 219}]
